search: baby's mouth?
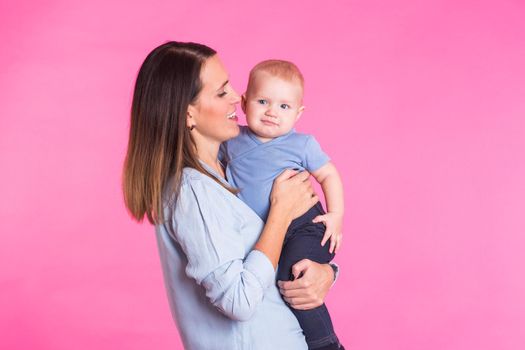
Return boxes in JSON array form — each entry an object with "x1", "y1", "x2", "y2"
[{"x1": 261, "y1": 119, "x2": 279, "y2": 126}]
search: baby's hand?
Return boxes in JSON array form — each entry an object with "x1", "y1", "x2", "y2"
[{"x1": 312, "y1": 212, "x2": 343, "y2": 254}]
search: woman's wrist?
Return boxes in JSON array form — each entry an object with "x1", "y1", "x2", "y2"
[
  {"x1": 267, "y1": 202, "x2": 294, "y2": 226},
  {"x1": 254, "y1": 207, "x2": 292, "y2": 268}
]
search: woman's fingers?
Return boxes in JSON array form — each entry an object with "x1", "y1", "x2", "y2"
[
  {"x1": 283, "y1": 297, "x2": 323, "y2": 309},
  {"x1": 277, "y1": 278, "x2": 309, "y2": 291},
  {"x1": 290, "y1": 302, "x2": 323, "y2": 310},
  {"x1": 290, "y1": 258, "x2": 312, "y2": 281},
  {"x1": 270, "y1": 169, "x2": 317, "y2": 221},
  {"x1": 277, "y1": 259, "x2": 333, "y2": 310},
  {"x1": 279, "y1": 287, "x2": 304, "y2": 298},
  {"x1": 274, "y1": 168, "x2": 299, "y2": 183},
  {"x1": 291, "y1": 169, "x2": 311, "y2": 183}
]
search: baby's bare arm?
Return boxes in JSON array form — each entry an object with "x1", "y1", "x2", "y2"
[
  {"x1": 312, "y1": 162, "x2": 345, "y2": 252},
  {"x1": 312, "y1": 162, "x2": 344, "y2": 216}
]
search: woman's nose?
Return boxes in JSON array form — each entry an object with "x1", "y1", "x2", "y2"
[{"x1": 230, "y1": 88, "x2": 241, "y2": 104}]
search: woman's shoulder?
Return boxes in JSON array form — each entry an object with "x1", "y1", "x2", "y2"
[
  {"x1": 164, "y1": 167, "x2": 239, "y2": 215},
  {"x1": 181, "y1": 167, "x2": 206, "y2": 183},
  {"x1": 162, "y1": 168, "x2": 210, "y2": 206},
  {"x1": 180, "y1": 167, "x2": 224, "y2": 188},
  {"x1": 166, "y1": 168, "x2": 250, "y2": 231},
  {"x1": 178, "y1": 167, "x2": 229, "y2": 199}
]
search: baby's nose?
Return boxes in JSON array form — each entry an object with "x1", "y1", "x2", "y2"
[{"x1": 265, "y1": 106, "x2": 277, "y2": 117}]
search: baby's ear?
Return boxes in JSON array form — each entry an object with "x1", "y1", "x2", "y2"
[
  {"x1": 296, "y1": 105, "x2": 305, "y2": 120},
  {"x1": 241, "y1": 94, "x2": 247, "y2": 113}
]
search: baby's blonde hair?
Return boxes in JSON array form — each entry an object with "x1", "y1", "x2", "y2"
[{"x1": 246, "y1": 59, "x2": 304, "y2": 96}]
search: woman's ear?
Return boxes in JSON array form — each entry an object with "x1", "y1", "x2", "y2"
[{"x1": 186, "y1": 104, "x2": 198, "y2": 129}]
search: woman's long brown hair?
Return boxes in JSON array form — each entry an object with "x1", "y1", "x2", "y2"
[{"x1": 123, "y1": 41, "x2": 227, "y2": 224}]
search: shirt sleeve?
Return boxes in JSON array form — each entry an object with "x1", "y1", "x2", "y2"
[
  {"x1": 303, "y1": 135, "x2": 330, "y2": 172},
  {"x1": 171, "y1": 177, "x2": 276, "y2": 321}
]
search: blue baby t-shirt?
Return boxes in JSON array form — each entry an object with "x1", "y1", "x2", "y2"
[{"x1": 220, "y1": 126, "x2": 330, "y2": 221}]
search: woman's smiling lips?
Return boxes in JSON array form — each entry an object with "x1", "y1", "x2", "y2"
[{"x1": 226, "y1": 111, "x2": 238, "y2": 122}]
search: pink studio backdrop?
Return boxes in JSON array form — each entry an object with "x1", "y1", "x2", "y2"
[{"x1": 1, "y1": 1, "x2": 524, "y2": 349}]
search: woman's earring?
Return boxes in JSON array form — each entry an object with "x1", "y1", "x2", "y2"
[{"x1": 187, "y1": 113, "x2": 195, "y2": 131}]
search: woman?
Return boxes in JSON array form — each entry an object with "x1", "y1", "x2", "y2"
[{"x1": 123, "y1": 41, "x2": 339, "y2": 350}]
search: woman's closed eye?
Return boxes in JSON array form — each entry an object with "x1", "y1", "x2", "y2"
[{"x1": 218, "y1": 91, "x2": 227, "y2": 97}]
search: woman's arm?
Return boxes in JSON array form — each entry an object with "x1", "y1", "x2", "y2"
[
  {"x1": 254, "y1": 169, "x2": 319, "y2": 268},
  {"x1": 172, "y1": 169, "x2": 318, "y2": 321}
]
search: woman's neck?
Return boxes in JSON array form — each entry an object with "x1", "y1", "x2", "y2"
[{"x1": 197, "y1": 144, "x2": 225, "y2": 178}]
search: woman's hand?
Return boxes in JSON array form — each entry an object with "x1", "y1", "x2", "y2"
[
  {"x1": 255, "y1": 170, "x2": 319, "y2": 268},
  {"x1": 270, "y1": 169, "x2": 319, "y2": 223},
  {"x1": 277, "y1": 259, "x2": 334, "y2": 310}
]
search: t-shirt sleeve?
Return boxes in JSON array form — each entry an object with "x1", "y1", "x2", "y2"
[
  {"x1": 171, "y1": 178, "x2": 275, "y2": 321},
  {"x1": 303, "y1": 135, "x2": 330, "y2": 172}
]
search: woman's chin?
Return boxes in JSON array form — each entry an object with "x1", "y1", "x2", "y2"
[{"x1": 224, "y1": 124, "x2": 240, "y2": 141}]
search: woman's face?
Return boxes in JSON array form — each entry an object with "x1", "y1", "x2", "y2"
[{"x1": 188, "y1": 55, "x2": 241, "y2": 146}]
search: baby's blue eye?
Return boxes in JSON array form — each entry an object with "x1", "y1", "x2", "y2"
[
  {"x1": 257, "y1": 99, "x2": 267, "y2": 105},
  {"x1": 280, "y1": 104, "x2": 290, "y2": 110}
]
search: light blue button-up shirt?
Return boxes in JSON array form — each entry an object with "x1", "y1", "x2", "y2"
[{"x1": 155, "y1": 166, "x2": 307, "y2": 350}]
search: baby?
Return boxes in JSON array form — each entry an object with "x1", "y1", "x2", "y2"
[{"x1": 220, "y1": 60, "x2": 344, "y2": 350}]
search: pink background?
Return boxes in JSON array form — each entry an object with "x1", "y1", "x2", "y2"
[{"x1": 1, "y1": 0, "x2": 524, "y2": 349}]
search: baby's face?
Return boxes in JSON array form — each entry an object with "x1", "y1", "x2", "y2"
[{"x1": 243, "y1": 73, "x2": 304, "y2": 142}]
